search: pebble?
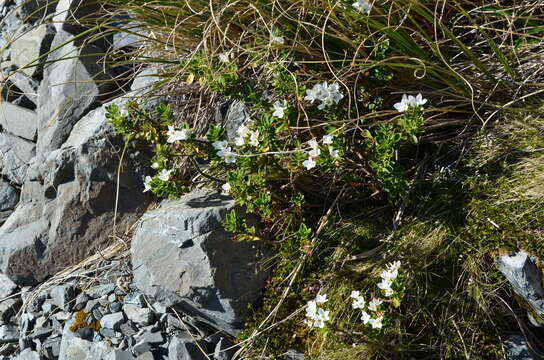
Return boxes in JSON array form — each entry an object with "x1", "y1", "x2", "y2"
[
  {"x1": 0, "y1": 324, "x2": 19, "y2": 343},
  {"x1": 123, "y1": 304, "x2": 154, "y2": 326},
  {"x1": 124, "y1": 291, "x2": 146, "y2": 307},
  {"x1": 100, "y1": 312, "x2": 125, "y2": 330},
  {"x1": 87, "y1": 284, "x2": 116, "y2": 298}
]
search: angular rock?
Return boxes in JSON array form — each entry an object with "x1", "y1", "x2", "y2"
[
  {"x1": 168, "y1": 334, "x2": 209, "y2": 360},
  {"x1": 58, "y1": 319, "x2": 114, "y2": 360},
  {"x1": 496, "y1": 251, "x2": 544, "y2": 322},
  {"x1": 10, "y1": 24, "x2": 55, "y2": 78},
  {"x1": 3, "y1": 70, "x2": 39, "y2": 107},
  {"x1": 86, "y1": 284, "x2": 116, "y2": 299},
  {"x1": 15, "y1": 0, "x2": 57, "y2": 23},
  {"x1": 0, "y1": 297, "x2": 20, "y2": 322},
  {"x1": 213, "y1": 337, "x2": 233, "y2": 360},
  {"x1": 17, "y1": 348, "x2": 41, "y2": 360},
  {"x1": 42, "y1": 336, "x2": 62, "y2": 359},
  {"x1": 124, "y1": 291, "x2": 146, "y2": 307},
  {"x1": 131, "y1": 190, "x2": 270, "y2": 335},
  {"x1": 52, "y1": 0, "x2": 101, "y2": 35},
  {"x1": 0, "y1": 132, "x2": 35, "y2": 184},
  {"x1": 0, "y1": 324, "x2": 19, "y2": 343},
  {"x1": 284, "y1": 349, "x2": 305, "y2": 360},
  {"x1": 0, "y1": 96, "x2": 148, "y2": 284},
  {"x1": 100, "y1": 312, "x2": 125, "y2": 330},
  {"x1": 120, "y1": 321, "x2": 138, "y2": 337},
  {"x1": 504, "y1": 335, "x2": 535, "y2": 360},
  {"x1": 50, "y1": 284, "x2": 76, "y2": 311},
  {"x1": 37, "y1": 29, "x2": 115, "y2": 154},
  {"x1": 0, "y1": 102, "x2": 37, "y2": 140},
  {"x1": 123, "y1": 304, "x2": 154, "y2": 326},
  {"x1": 0, "y1": 180, "x2": 19, "y2": 212},
  {"x1": 136, "y1": 352, "x2": 154, "y2": 360},
  {"x1": 0, "y1": 272, "x2": 17, "y2": 298},
  {"x1": 104, "y1": 349, "x2": 136, "y2": 360}
]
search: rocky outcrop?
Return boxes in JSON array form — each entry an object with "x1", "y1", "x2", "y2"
[{"x1": 131, "y1": 191, "x2": 270, "y2": 336}]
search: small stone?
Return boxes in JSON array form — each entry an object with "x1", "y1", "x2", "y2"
[
  {"x1": 20, "y1": 313, "x2": 35, "y2": 335},
  {"x1": 75, "y1": 327, "x2": 93, "y2": 341},
  {"x1": 104, "y1": 349, "x2": 136, "y2": 360},
  {"x1": 19, "y1": 336, "x2": 33, "y2": 351},
  {"x1": 50, "y1": 284, "x2": 76, "y2": 312},
  {"x1": 151, "y1": 302, "x2": 167, "y2": 314},
  {"x1": 166, "y1": 314, "x2": 183, "y2": 331},
  {"x1": 0, "y1": 274, "x2": 17, "y2": 298},
  {"x1": 123, "y1": 304, "x2": 154, "y2": 326},
  {"x1": 93, "y1": 332, "x2": 103, "y2": 342},
  {"x1": 93, "y1": 308, "x2": 103, "y2": 320},
  {"x1": 100, "y1": 312, "x2": 125, "y2": 330},
  {"x1": 86, "y1": 284, "x2": 116, "y2": 298},
  {"x1": 109, "y1": 302, "x2": 122, "y2": 313},
  {"x1": 168, "y1": 334, "x2": 209, "y2": 360},
  {"x1": 74, "y1": 293, "x2": 91, "y2": 311},
  {"x1": 132, "y1": 341, "x2": 151, "y2": 356},
  {"x1": 0, "y1": 298, "x2": 21, "y2": 322},
  {"x1": 0, "y1": 324, "x2": 19, "y2": 343},
  {"x1": 214, "y1": 337, "x2": 234, "y2": 360},
  {"x1": 100, "y1": 328, "x2": 116, "y2": 338},
  {"x1": 108, "y1": 293, "x2": 117, "y2": 302},
  {"x1": 42, "y1": 336, "x2": 61, "y2": 359},
  {"x1": 99, "y1": 295, "x2": 110, "y2": 307},
  {"x1": 504, "y1": 335, "x2": 535, "y2": 360},
  {"x1": 136, "y1": 352, "x2": 154, "y2": 360},
  {"x1": 17, "y1": 348, "x2": 41, "y2": 360},
  {"x1": 35, "y1": 316, "x2": 48, "y2": 328},
  {"x1": 136, "y1": 330, "x2": 164, "y2": 345},
  {"x1": 84, "y1": 299, "x2": 100, "y2": 313},
  {"x1": 120, "y1": 321, "x2": 138, "y2": 336},
  {"x1": 123, "y1": 292, "x2": 146, "y2": 307},
  {"x1": 111, "y1": 337, "x2": 121, "y2": 345},
  {"x1": 41, "y1": 299, "x2": 56, "y2": 315},
  {"x1": 55, "y1": 311, "x2": 71, "y2": 321}
]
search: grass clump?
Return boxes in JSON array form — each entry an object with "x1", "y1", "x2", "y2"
[{"x1": 97, "y1": 0, "x2": 544, "y2": 358}]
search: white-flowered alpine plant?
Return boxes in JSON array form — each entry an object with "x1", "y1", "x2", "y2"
[
  {"x1": 305, "y1": 294, "x2": 330, "y2": 329},
  {"x1": 393, "y1": 93, "x2": 428, "y2": 112},
  {"x1": 352, "y1": 0, "x2": 372, "y2": 14},
  {"x1": 212, "y1": 140, "x2": 237, "y2": 164},
  {"x1": 304, "y1": 81, "x2": 344, "y2": 110}
]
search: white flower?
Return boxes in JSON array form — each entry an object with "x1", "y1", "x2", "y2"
[
  {"x1": 166, "y1": 125, "x2": 189, "y2": 143},
  {"x1": 221, "y1": 182, "x2": 231, "y2": 194},
  {"x1": 272, "y1": 100, "x2": 287, "y2": 118},
  {"x1": 212, "y1": 140, "x2": 228, "y2": 150},
  {"x1": 271, "y1": 34, "x2": 284, "y2": 44},
  {"x1": 120, "y1": 107, "x2": 128, "y2": 117},
  {"x1": 360, "y1": 311, "x2": 371, "y2": 324},
  {"x1": 316, "y1": 308, "x2": 330, "y2": 322},
  {"x1": 303, "y1": 157, "x2": 316, "y2": 170},
  {"x1": 388, "y1": 261, "x2": 402, "y2": 271},
  {"x1": 322, "y1": 134, "x2": 333, "y2": 145},
  {"x1": 249, "y1": 130, "x2": 260, "y2": 146},
  {"x1": 368, "y1": 298, "x2": 383, "y2": 312},
  {"x1": 394, "y1": 93, "x2": 428, "y2": 112},
  {"x1": 350, "y1": 290, "x2": 361, "y2": 299},
  {"x1": 218, "y1": 52, "x2": 230, "y2": 63},
  {"x1": 352, "y1": 296, "x2": 366, "y2": 310},
  {"x1": 353, "y1": 0, "x2": 372, "y2": 14},
  {"x1": 313, "y1": 319, "x2": 326, "y2": 328},
  {"x1": 151, "y1": 162, "x2": 160, "y2": 169},
  {"x1": 308, "y1": 148, "x2": 321, "y2": 158},
  {"x1": 236, "y1": 123, "x2": 251, "y2": 137},
  {"x1": 377, "y1": 278, "x2": 393, "y2": 292},
  {"x1": 304, "y1": 82, "x2": 343, "y2": 109},
  {"x1": 217, "y1": 147, "x2": 237, "y2": 164},
  {"x1": 308, "y1": 138, "x2": 319, "y2": 150},
  {"x1": 158, "y1": 169, "x2": 172, "y2": 181},
  {"x1": 143, "y1": 176, "x2": 152, "y2": 193},
  {"x1": 329, "y1": 147, "x2": 340, "y2": 159},
  {"x1": 383, "y1": 288, "x2": 394, "y2": 297},
  {"x1": 234, "y1": 136, "x2": 245, "y2": 147},
  {"x1": 315, "y1": 294, "x2": 328, "y2": 304},
  {"x1": 370, "y1": 316, "x2": 383, "y2": 329},
  {"x1": 306, "y1": 300, "x2": 318, "y2": 319}
]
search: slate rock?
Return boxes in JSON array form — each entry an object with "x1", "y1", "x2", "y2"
[
  {"x1": 87, "y1": 284, "x2": 116, "y2": 299},
  {"x1": 15, "y1": 0, "x2": 56, "y2": 23},
  {"x1": 3, "y1": 70, "x2": 39, "y2": 107},
  {"x1": 168, "y1": 334, "x2": 209, "y2": 360},
  {"x1": 0, "y1": 298, "x2": 21, "y2": 322},
  {"x1": 0, "y1": 324, "x2": 19, "y2": 343},
  {"x1": 119, "y1": 321, "x2": 138, "y2": 337},
  {"x1": 0, "y1": 273, "x2": 17, "y2": 298},
  {"x1": 73, "y1": 293, "x2": 90, "y2": 311},
  {"x1": 0, "y1": 132, "x2": 35, "y2": 184},
  {"x1": 100, "y1": 312, "x2": 125, "y2": 330},
  {"x1": 132, "y1": 341, "x2": 151, "y2": 356},
  {"x1": 136, "y1": 352, "x2": 154, "y2": 360},
  {"x1": 0, "y1": 102, "x2": 37, "y2": 141},
  {"x1": 16, "y1": 348, "x2": 41, "y2": 360},
  {"x1": 496, "y1": 251, "x2": 544, "y2": 322},
  {"x1": 104, "y1": 349, "x2": 136, "y2": 360},
  {"x1": 504, "y1": 335, "x2": 535, "y2": 360},
  {"x1": 213, "y1": 337, "x2": 234, "y2": 360},
  {"x1": 10, "y1": 24, "x2": 55, "y2": 78},
  {"x1": 50, "y1": 284, "x2": 75, "y2": 311},
  {"x1": 58, "y1": 319, "x2": 114, "y2": 360},
  {"x1": 131, "y1": 190, "x2": 270, "y2": 336},
  {"x1": 123, "y1": 304, "x2": 154, "y2": 326},
  {"x1": 109, "y1": 302, "x2": 122, "y2": 313},
  {"x1": 42, "y1": 337, "x2": 62, "y2": 359},
  {"x1": 124, "y1": 291, "x2": 146, "y2": 307}
]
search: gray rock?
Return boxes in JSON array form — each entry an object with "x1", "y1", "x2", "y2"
[
  {"x1": 135, "y1": 330, "x2": 164, "y2": 345},
  {"x1": 284, "y1": 349, "x2": 305, "y2": 360},
  {"x1": 119, "y1": 321, "x2": 138, "y2": 337},
  {"x1": 3, "y1": 71, "x2": 39, "y2": 107},
  {"x1": 131, "y1": 190, "x2": 270, "y2": 336},
  {"x1": 15, "y1": 0, "x2": 56, "y2": 23},
  {"x1": 504, "y1": 335, "x2": 535, "y2": 360},
  {"x1": 75, "y1": 327, "x2": 93, "y2": 341},
  {"x1": 124, "y1": 292, "x2": 146, "y2": 307},
  {"x1": 100, "y1": 328, "x2": 116, "y2": 338},
  {"x1": 42, "y1": 337, "x2": 61, "y2": 359},
  {"x1": 20, "y1": 312, "x2": 35, "y2": 335},
  {"x1": 51, "y1": 0, "x2": 101, "y2": 35},
  {"x1": 36, "y1": 29, "x2": 115, "y2": 154},
  {"x1": 0, "y1": 324, "x2": 19, "y2": 343},
  {"x1": 55, "y1": 312, "x2": 71, "y2": 321},
  {"x1": 496, "y1": 251, "x2": 544, "y2": 323},
  {"x1": 213, "y1": 337, "x2": 233, "y2": 360},
  {"x1": 168, "y1": 334, "x2": 209, "y2": 360},
  {"x1": 0, "y1": 96, "x2": 148, "y2": 285},
  {"x1": 100, "y1": 312, "x2": 125, "y2": 330},
  {"x1": 109, "y1": 302, "x2": 122, "y2": 313},
  {"x1": 10, "y1": 24, "x2": 55, "y2": 78},
  {"x1": 50, "y1": 284, "x2": 75, "y2": 311},
  {"x1": 104, "y1": 350, "x2": 136, "y2": 360},
  {"x1": 0, "y1": 132, "x2": 35, "y2": 184},
  {"x1": 223, "y1": 101, "x2": 251, "y2": 142},
  {"x1": 136, "y1": 352, "x2": 154, "y2": 360},
  {"x1": 84, "y1": 299, "x2": 99, "y2": 313},
  {"x1": 87, "y1": 284, "x2": 116, "y2": 299},
  {"x1": 92, "y1": 308, "x2": 103, "y2": 320},
  {"x1": 58, "y1": 319, "x2": 114, "y2": 360},
  {"x1": 0, "y1": 102, "x2": 37, "y2": 140},
  {"x1": 0, "y1": 298, "x2": 21, "y2": 322},
  {"x1": 0, "y1": 273, "x2": 17, "y2": 298},
  {"x1": 108, "y1": 293, "x2": 117, "y2": 303},
  {"x1": 73, "y1": 293, "x2": 90, "y2": 311},
  {"x1": 123, "y1": 304, "x2": 154, "y2": 326},
  {"x1": 16, "y1": 348, "x2": 41, "y2": 360},
  {"x1": 132, "y1": 341, "x2": 151, "y2": 356}
]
